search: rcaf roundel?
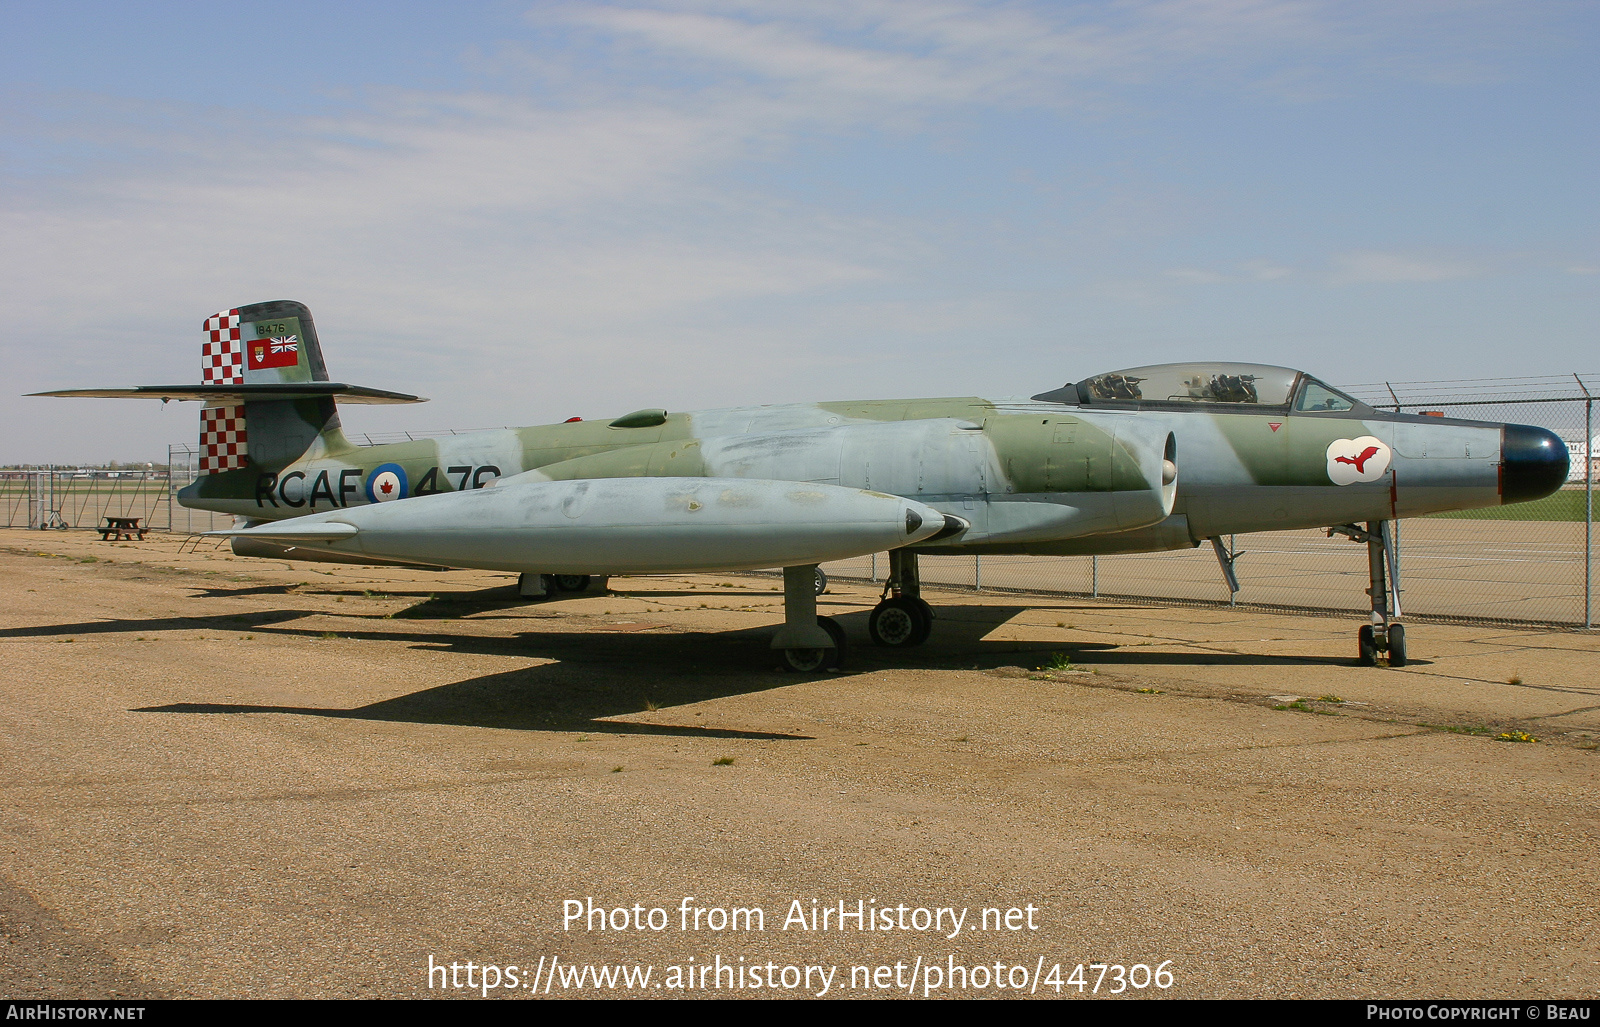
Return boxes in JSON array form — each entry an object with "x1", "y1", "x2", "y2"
[{"x1": 366, "y1": 463, "x2": 408, "y2": 503}]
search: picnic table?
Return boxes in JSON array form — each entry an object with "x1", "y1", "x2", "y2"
[{"x1": 100, "y1": 516, "x2": 147, "y2": 541}]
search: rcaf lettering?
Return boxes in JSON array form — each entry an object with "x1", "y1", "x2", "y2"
[
  {"x1": 255, "y1": 472, "x2": 279, "y2": 508},
  {"x1": 277, "y1": 470, "x2": 306, "y2": 507},
  {"x1": 258, "y1": 465, "x2": 502, "y2": 506},
  {"x1": 309, "y1": 470, "x2": 337, "y2": 508},
  {"x1": 338, "y1": 468, "x2": 361, "y2": 507}
]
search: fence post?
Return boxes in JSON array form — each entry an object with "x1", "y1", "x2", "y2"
[
  {"x1": 1091, "y1": 555, "x2": 1098, "y2": 598},
  {"x1": 1587, "y1": 393, "x2": 1594, "y2": 629},
  {"x1": 974, "y1": 555, "x2": 981, "y2": 591}
]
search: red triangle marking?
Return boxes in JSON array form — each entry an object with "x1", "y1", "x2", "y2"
[{"x1": 1268, "y1": 422, "x2": 1282, "y2": 432}]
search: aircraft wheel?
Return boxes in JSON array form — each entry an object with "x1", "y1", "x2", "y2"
[
  {"x1": 1387, "y1": 624, "x2": 1407, "y2": 667},
  {"x1": 781, "y1": 647, "x2": 829, "y2": 673},
  {"x1": 815, "y1": 568, "x2": 828, "y2": 596},
  {"x1": 552, "y1": 574, "x2": 592, "y2": 592},
  {"x1": 818, "y1": 616, "x2": 846, "y2": 668},
  {"x1": 781, "y1": 617, "x2": 845, "y2": 673},
  {"x1": 869, "y1": 598, "x2": 929, "y2": 648},
  {"x1": 1358, "y1": 625, "x2": 1379, "y2": 666},
  {"x1": 911, "y1": 598, "x2": 935, "y2": 645}
]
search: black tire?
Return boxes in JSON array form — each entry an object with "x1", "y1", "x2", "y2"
[
  {"x1": 818, "y1": 616, "x2": 846, "y2": 670},
  {"x1": 910, "y1": 598, "x2": 935, "y2": 645},
  {"x1": 552, "y1": 574, "x2": 592, "y2": 592},
  {"x1": 869, "y1": 598, "x2": 930, "y2": 647},
  {"x1": 781, "y1": 647, "x2": 829, "y2": 673},
  {"x1": 1387, "y1": 624, "x2": 1407, "y2": 667},
  {"x1": 814, "y1": 568, "x2": 828, "y2": 596},
  {"x1": 781, "y1": 617, "x2": 845, "y2": 672},
  {"x1": 1358, "y1": 624, "x2": 1378, "y2": 666}
]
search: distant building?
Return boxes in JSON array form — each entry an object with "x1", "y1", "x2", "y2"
[{"x1": 1564, "y1": 437, "x2": 1600, "y2": 483}]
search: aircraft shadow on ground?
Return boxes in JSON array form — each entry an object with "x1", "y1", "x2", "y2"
[
  {"x1": 136, "y1": 659, "x2": 810, "y2": 740},
  {"x1": 8, "y1": 596, "x2": 1391, "y2": 682}
]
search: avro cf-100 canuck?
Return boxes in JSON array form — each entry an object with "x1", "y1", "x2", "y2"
[{"x1": 38, "y1": 300, "x2": 1570, "y2": 671}]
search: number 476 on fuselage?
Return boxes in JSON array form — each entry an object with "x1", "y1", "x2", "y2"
[{"x1": 36, "y1": 300, "x2": 1569, "y2": 672}]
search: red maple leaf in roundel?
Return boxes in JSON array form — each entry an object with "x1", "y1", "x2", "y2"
[{"x1": 379, "y1": 479, "x2": 395, "y2": 494}]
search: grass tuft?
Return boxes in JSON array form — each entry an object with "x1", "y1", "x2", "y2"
[
  {"x1": 1494, "y1": 730, "x2": 1536, "y2": 743},
  {"x1": 712, "y1": 756, "x2": 735, "y2": 766}
]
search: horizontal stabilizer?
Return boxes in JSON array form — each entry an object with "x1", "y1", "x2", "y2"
[
  {"x1": 205, "y1": 521, "x2": 361, "y2": 542},
  {"x1": 30, "y1": 383, "x2": 425, "y2": 405}
]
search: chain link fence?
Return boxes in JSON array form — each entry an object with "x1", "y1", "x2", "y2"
[{"x1": 1, "y1": 445, "x2": 232, "y2": 534}]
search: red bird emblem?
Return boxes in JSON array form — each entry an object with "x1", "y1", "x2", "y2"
[{"x1": 1334, "y1": 446, "x2": 1381, "y2": 473}]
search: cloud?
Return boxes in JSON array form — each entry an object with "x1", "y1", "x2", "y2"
[
  {"x1": 0, "y1": 0, "x2": 1577, "y2": 461},
  {"x1": 1165, "y1": 260, "x2": 1293, "y2": 283},
  {"x1": 1325, "y1": 251, "x2": 1482, "y2": 284},
  {"x1": 550, "y1": 0, "x2": 1365, "y2": 113}
]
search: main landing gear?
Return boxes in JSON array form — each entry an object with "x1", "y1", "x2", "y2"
[
  {"x1": 773, "y1": 564, "x2": 846, "y2": 672},
  {"x1": 1328, "y1": 520, "x2": 1407, "y2": 667},
  {"x1": 772, "y1": 552, "x2": 935, "y2": 670},
  {"x1": 868, "y1": 549, "x2": 934, "y2": 648},
  {"x1": 518, "y1": 573, "x2": 604, "y2": 598}
]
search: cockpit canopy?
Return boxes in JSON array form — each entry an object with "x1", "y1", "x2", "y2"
[{"x1": 1033, "y1": 362, "x2": 1365, "y2": 413}]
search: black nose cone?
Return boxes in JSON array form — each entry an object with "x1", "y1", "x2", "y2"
[{"x1": 1501, "y1": 424, "x2": 1570, "y2": 504}]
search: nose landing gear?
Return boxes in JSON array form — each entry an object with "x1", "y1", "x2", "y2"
[{"x1": 1329, "y1": 520, "x2": 1406, "y2": 667}]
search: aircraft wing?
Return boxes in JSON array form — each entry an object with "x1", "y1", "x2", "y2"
[{"x1": 29, "y1": 384, "x2": 425, "y2": 404}]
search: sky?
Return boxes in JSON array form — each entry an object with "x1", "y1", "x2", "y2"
[{"x1": 4, "y1": 0, "x2": 1597, "y2": 463}]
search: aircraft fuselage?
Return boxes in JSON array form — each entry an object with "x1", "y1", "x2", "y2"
[{"x1": 181, "y1": 393, "x2": 1545, "y2": 558}]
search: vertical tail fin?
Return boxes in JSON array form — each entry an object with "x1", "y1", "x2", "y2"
[{"x1": 197, "y1": 301, "x2": 347, "y2": 475}]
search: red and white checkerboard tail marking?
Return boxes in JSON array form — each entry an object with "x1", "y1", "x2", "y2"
[
  {"x1": 202, "y1": 309, "x2": 243, "y2": 386},
  {"x1": 198, "y1": 310, "x2": 247, "y2": 474},
  {"x1": 199, "y1": 403, "x2": 248, "y2": 475}
]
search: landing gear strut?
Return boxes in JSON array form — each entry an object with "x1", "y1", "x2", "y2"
[
  {"x1": 773, "y1": 564, "x2": 845, "y2": 672},
  {"x1": 869, "y1": 549, "x2": 934, "y2": 647},
  {"x1": 1329, "y1": 520, "x2": 1406, "y2": 667}
]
